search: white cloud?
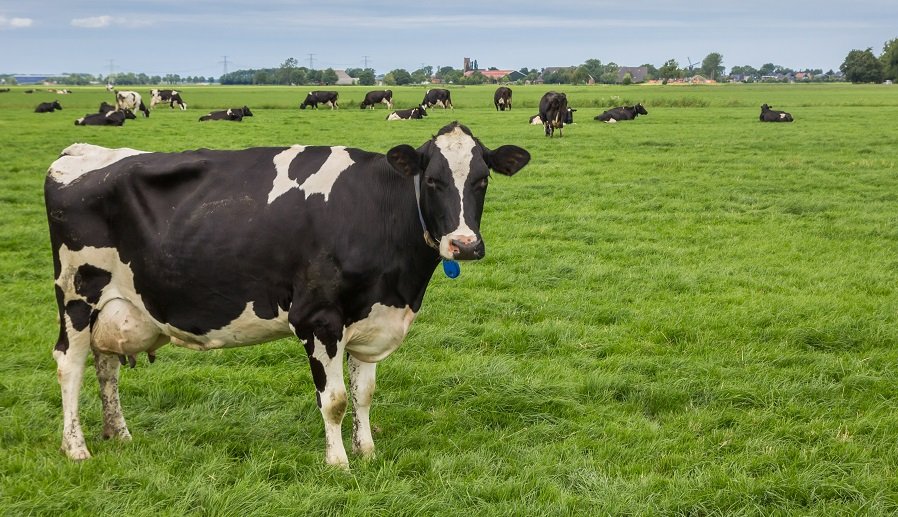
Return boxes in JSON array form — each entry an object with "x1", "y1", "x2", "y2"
[
  {"x1": 71, "y1": 15, "x2": 113, "y2": 28},
  {"x1": 0, "y1": 16, "x2": 34, "y2": 29}
]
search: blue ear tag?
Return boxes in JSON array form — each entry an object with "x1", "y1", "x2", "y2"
[{"x1": 442, "y1": 259, "x2": 461, "y2": 279}]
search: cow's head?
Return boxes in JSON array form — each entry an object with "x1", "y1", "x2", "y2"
[
  {"x1": 386, "y1": 122, "x2": 530, "y2": 261},
  {"x1": 635, "y1": 103, "x2": 648, "y2": 115},
  {"x1": 53, "y1": 101, "x2": 63, "y2": 110},
  {"x1": 242, "y1": 106, "x2": 254, "y2": 117},
  {"x1": 761, "y1": 104, "x2": 771, "y2": 111},
  {"x1": 300, "y1": 93, "x2": 313, "y2": 109},
  {"x1": 121, "y1": 109, "x2": 136, "y2": 119}
]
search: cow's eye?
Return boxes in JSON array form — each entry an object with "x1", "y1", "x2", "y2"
[
  {"x1": 475, "y1": 177, "x2": 488, "y2": 189},
  {"x1": 425, "y1": 176, "x2": 437, "y2": 187}
]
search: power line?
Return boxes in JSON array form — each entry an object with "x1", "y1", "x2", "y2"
[{"x1": 219, "y1": 56, "x2": 229, "y2": 76}]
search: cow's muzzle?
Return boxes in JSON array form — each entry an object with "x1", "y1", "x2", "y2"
[{"x1": 448, "y1": 236, "x2": 485, "y2": 261}]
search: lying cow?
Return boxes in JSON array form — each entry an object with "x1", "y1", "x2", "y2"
[
  {"x1": 198, "y1": 106, "x2": 253, "y2": 122},
  {"x1": 386, "y1": 105, "x2": 427, "y2": 120},
  {"x1": 300, "y1": 91, "x2": 339, "y2": 109},
  {"x1": 75, "y1": 109, "x2": 136, "y2": 126},
  {"x1": 115, "y1": 90, "x2": 150, "y2": 117},
  {"x1": 46, "y1": 122, "x2": 530, "y2": 467},
  {"x1": 150, "y1": 89, "x2": 187, "y2": 110},
  {"x1": 594, "y1": 103, "x2": 648, "y2": 123},
  {"x1": 361, "y1": 90, "x2": 394, "y2": 109},
  {"x1": 529, "y1": 107, "x2": 576, "y2": 127},
  {"x1": 35, "y1": 101, "x2": 63, "y2": 113},
  {"x1": 494, "y1": 87, "x2": 512, "y2": 111},
  {"x1": 98, "y1": 101, "x2": 116, "y2": 114},
  {"x1": 759, "y1": 103, "x2": 793, "y2": 122},
  {"x1": 422, "y1": 89, "x2": 453, "y2": 109}
]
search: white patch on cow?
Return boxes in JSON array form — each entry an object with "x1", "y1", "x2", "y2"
[
  {"x1": 326, "y1": 100, "x2": 335, "y2": 109},
  {"x1": 344, "y1": 303, "x2": 417, "y2": 363},
  {"x1": 267, "y1": 144, "x2": 307, "y2": 204},
  {"x1": 299, "y1": 146, "x2": 354, "y2": 202},
  {"x1": 433, "y1": 126, "x2": 477, "y2": 258},
  {"x1": 165, "y1": 302, "x2": 291, "y2": 350},
  {"x1": 498, "y1": 98, "x2": 505, "y2": 105},
  {"x1": 606, "y1": 118, "x2": 617, "y2": 124},
  {"x1": 386, "y1": 112, "x2": 402, "y2": 121},
  {"x1": 530, "y1": 115, "x2": 542, "y2": 125},
  {"x1": 48, "y1": 143, "x2": 148, "y2": 186},
  {"x1": 780, "y1": 113, "x2": 787, "y2": 119}
]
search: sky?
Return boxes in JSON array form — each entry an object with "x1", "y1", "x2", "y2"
[{"x1": 1, "y1": 1, "x2": 896, "y2": 77}]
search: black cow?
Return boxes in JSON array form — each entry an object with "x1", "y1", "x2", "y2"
[
  {"x1": 198, "y1": 106, "x2": 253, "y2": 122},
  {"x1": 494, "y1": 87, "x2": 512, "y2": 111},
  {"x1": 0, "y1": 88, "x2": 10, "y2": 93},
  {"x1": 115, "y1": 90, "x2": 150, "y2": 117},
  {"x1": 150, "y1": 89, "x2": 187, "y2": 110},
  {"x1": 529, "y1": 108, "x2": 576, "y2": 126},
  {"x1": 361, "y1": 90, "x2": 393, "y2": 109},
  {"x1": 45, "y1": 121, "x2": 530, "y2": 467},
  {"x1": 300, "y1": 91, "x2": 339, "y2": 110},
  {"x1": 594, "y1": 103, "x2": 648, "y2": 123},
  {"x1": 386, "y1": 105, "x2": 427, "y2": 120},
  {"x1": 35, "y1": 101, "x2": 63, "y2": 113},
  {"x1": 75, "y1": 109, "x2": 136, "y2": 126},
  {"x1": 538, "y1": 92, "x2": 570, "y2": 137},
  {"x1": 759, "y1": 104, "x2": 793, "y2": 122},
  {"x1": 422, "y1": 89, "x2": 453, "y2": 109},
  {"x1": 98, "y1": 101, "x2": 116, "y2": 114}
]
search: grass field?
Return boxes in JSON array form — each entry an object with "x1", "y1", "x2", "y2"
[{"x1": 1, "y1": 83, "x2": 897, "y2": 515}]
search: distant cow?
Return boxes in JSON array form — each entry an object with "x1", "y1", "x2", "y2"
[
  {"x1": 199, "y1": 106, "x2": 253, "y2": 122},
  {"x1": 0, "y1": 88, "x2": 10, "y2": 93},
  {"x1": 150, "y1": 89, "x2": 187, "y2": 110},
  {"x1": 594, "y1": 104, "x2": 648, "y2": 123},
  {"x1": 529, "y1": 108, "x2": 576, "y2": 126},
  {"x1": 115, "y1": 91, "x2": 150, "y2": 117},
  {"x1": 35, "y1": 101, "x2": 63, "y2": 113},
  {"x1": 300, "y1": 91, "x2": 339, "y2": 110},
  {"x1": 422, "y1": 89, "x2": 453, "y2": 109},
  {"x1": 75, "y1": 109, "x2": 136, "y2": 126},
  {"x1": 494, "y1": 87, "x2": 512, "y2": 111},
  {"x1": 539, "y1": 92, "x2": 569, "y2": 137},
  {"x1": 759, "y1": 104, "x2": 793, "y2": 122},
  {"x1": 386, "y1": 105, "x2": 427, "y2": 120},
  {"x1": 361, "y1": 90, "x2": 393, "y2": 109}
]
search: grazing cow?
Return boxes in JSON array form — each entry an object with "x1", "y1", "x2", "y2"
[
  {"x1": 35, "y1": 101, "x2": 63, "y2": 113},
  {"x1": 494, "y1": 87, "x2": 512, "y2": 111},
  {"x1": 529, "y1": 108, "x2": 576, "y2": 126},
  {"x1": 300, "y1": 91, "x2": 339, "y2": 110},
  {"x1": 198, "y1": 106, "x2": 252, "y2": 122},
  {"x1": 538, "y1": 92, "x2": 570, "y2": 136},
  {"x1": 150, "y1": 89, "x2": 187, "y2": 110},
  {"x1": 115, "y1": 90, "x2": 150, "y2": 117},
  {"x1": 594, "y1": 103, "x2": 648, "y2": 123},
  {"x1": 98, "y1": 101, "x2": 116, "y2": 114},
  {"x1": 75, "y1": 109, "x2": 136, "y2": 126},
  {"x1": 0, "y1": 88, "x2": 10, "y2": 93},
  {"x1": 361, "y1": 90, "x2": 394, "y2": 109},
  {"x1": 45, "y1": 121, "x2": 530, "y2": 467},
  {"x1": 422, "y1": 89, "x2": 453, "y2": 109},
  {"x1": 759, "y1": 104, "x2": 793, "y2": 122},
  {"x1": 386, "y1": 105, "x2": 427, "y2": 120}
]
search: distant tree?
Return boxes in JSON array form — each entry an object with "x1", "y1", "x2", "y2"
[
  {"x1": 622, "y1": 72, "x2": 633, "y2": 85},
  {"x1": 730, "y1": 65, "x2": 758, "y2": 80},
  {"x1": 580, "y1": 59, "x2": 604, "y2": 82},
  {"x1": 841, "y1": 48, "x2": 884, "y2": 83},
  {"x1": 488, "y1": 66, "x2": 498, "y2": 71},
  {"x1": 473, "y1": 59, "x2": 478, "y2": 70},
  {"x1": 321, "y1": 68, "x2": 338, "y2": 85},
  {"x1": 599, "y1": 62, "x2": 619, "y2": 84},
  {"x1": 640, "y1": 63, "x2": 658, "y2": 80},
  {"x1": 345, "y1": 68, "x2": 363, "y2": 78},
  {"x1": 306, "y1": 69, "x2": 322, "y2": 84},
  {"x1": 880, "y1": 38, "x2": 898, "y2": 81},
  {"x1": 758, "y1": 63, "x2": 776, "y2": 76},
  {"x1": 659, "y1": 59, "x2": 681, "y2": 81},
  {"x1": 253, "y1": 71, "x2": 271, "y2": 84},
  {"x1": 411, "y1": 67, "x2": 432, "y2": 84},
  {"x1": 358, "y1": 69, "x2": 376, "y2": 86},
  {"x1": 278, "y1": 57, "x2": 298, "y2": 85},
  {"x1": 573, "y1": 66, "x2": 591, "y2": 84},
  {"x1": 435, "y1": 66, "x2": 462, "y2": 83},
  {"x1": 463, "y1": 70, "x2": 486, "y2": 85},
  {"x1": 385, "y1": 68, "x2": 411, "y2": 85},
  {"x1": 701, "y1": 52, "x2": 724, "y2": 80}
]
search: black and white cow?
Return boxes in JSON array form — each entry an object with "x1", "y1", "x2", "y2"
[
  {"x1": 386, "y1": 105, "x2": 427, "y2": 120},
  {"x1": 422, "y1": 89, "x2": 453, "y2": 109},
  {"x1": 759, "y1": 103, "x2": 793, "y2": 122},
  {"x1": 98, "y1": 101, "x2": 116, "y2": 114},
  {"x1": 150, "y1": 89, "x2": 188, "y2": 110},
  {"x1": 594, "y1": 103, "x2": 648, "y2": 123},
  {"x1": 529, "y1": 108, "x2": 576, "y2": 126},
  {"x1": 300, "y1": 91, "x2": 339, "y2": 110},
  {"x1": 115, "y1": 90, "x2": 150, "y2": 117},
  {"x1": 75, "y1": 109, "x2": 136, "y2": 126},
  {"x1": 198, "y1": 106, "x2": 253, "y2": 122},
  {"x1": 361, "y1": 90, "x2": 394, "y2": 109},
  {"x1": 35, "y1": 101, "x2": 63, "y2": 113},
  {"x1": 537, "y1": 92, "x2": 570, "y2": 137},
  {"x1": 494, "y1": 87, "x2": 512, "y2": 111},
  {"x1": 45, "y1": 121, "x2": 530, "y2": 467}
]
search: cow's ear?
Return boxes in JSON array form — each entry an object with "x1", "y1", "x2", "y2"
[
  {"x1": 485, "y1": 145, "x2": 530, "y2": 176},
  {"x1": 386, "y1": 144, "x2": 426, "y2": 177}
]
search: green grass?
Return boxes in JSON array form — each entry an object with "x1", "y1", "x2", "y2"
[{"x1": 2, "y1": 83, "x2": 898, "y2": 515}]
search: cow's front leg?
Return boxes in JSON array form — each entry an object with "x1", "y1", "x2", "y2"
[
  {"x1": 54, "y1": 322, "x2": 93, "y2": 460},
  {"x1": 93, "y1": 350, "x2": 131, "y2": 441},
  {"x1": 304, "y1": 334, "x2": 349, "y2": 468},
  {"x1": 348, "y1": 355, "x2": 377, "y2": 458}
]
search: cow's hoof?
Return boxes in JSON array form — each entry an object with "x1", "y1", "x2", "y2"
[
  {"x1": 102, "y1": 428, "x2": 132, "y2": 441},
  {"x1": 353, "y1": 443, "x2": 375, "y2": 459},
  {"x1": 62, "y1": 445, "x2": 92, "y2": 461}
]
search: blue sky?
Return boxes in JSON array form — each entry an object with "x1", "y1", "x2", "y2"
[{"x1": 1, "y1": 1, "x2": 896, "y2": 77}]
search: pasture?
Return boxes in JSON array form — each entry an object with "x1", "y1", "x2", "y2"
[{"x1": 1, "y1": 83, "x2": 897, "y2": 515}]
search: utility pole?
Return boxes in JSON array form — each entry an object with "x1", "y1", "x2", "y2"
[
  {"x1": 220, "y1": 55, "x2": 229, "y2": 76},
  {"x1": 308, "y1": 53, "x2": 315, "y2": 70},
  {"x1": 363, "y1": 55, "x2": 370, "y2": 69}
]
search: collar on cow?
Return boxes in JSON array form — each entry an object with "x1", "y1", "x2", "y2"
[{"x1": 413, "y1": 174, "x2": 441, "y2": 251}]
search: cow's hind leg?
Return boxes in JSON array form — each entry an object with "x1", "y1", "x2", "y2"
[
  {"x1": 348, "y1": 355, "x2": 377, "y2": 458},
  {"x1": 93, "y1": 350, "x2": 130, "y2": 440}
]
